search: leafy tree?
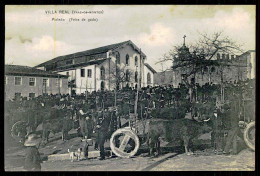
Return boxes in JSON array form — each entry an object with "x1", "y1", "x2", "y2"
[{"x1": 157, "y1": 31, "x2": 243, "y2": 119}]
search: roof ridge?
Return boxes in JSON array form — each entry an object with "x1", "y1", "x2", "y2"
[
  {"x1": 54, "y1": 40, "x2": 130, "y2": 59},
  {"x1": 5, "y1": 65, "x2": 68, "y2": 77},
  {"x1": 36, "y1": 40, "x2": 131, "y2": 67}
]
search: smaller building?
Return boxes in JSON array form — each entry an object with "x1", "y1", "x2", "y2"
[
  {"x1": 143, "y1": 63, "x2": 156, "y2": 87},
  {"x1": 5, "y1": 65, "x2": 68, "y2": 100}
]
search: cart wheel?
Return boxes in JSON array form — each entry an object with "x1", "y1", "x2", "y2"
[
  {"x1": 11, "y1": 121, "x2": 27, "y2": 142},
  {"x1": 110, "y1": 127, "x2": 140, "y2": 158},
  {"x1": 243, "y1": 121, "x2": 255, "y2": 151}
]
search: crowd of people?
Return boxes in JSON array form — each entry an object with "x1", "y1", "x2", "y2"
[{"x1": 4, "y1": 78, "x2": 255, "y2": 170}]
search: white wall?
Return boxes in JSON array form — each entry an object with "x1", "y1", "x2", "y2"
[
  {"x1": 143, "y1": 65, "x2": 154, "y2": 87},
  {"x1": 56, "y1": 43, "x2": 152, "y2": 93},
  {"x1": 250, "y1": 52, "x2": 256, "y2": 79}
]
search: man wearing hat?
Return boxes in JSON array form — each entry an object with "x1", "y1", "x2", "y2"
[
  {"x1": 95, "y1": 108, "x2": 111, "y2": 160},
  {"x1": 24, "y1": 134, "x2": 42, "y2": 171},
  {"x1": 223, "y1": 96, "x2": 243, "y2": 155}
]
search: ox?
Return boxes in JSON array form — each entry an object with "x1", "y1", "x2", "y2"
[
  {"x1": 147, "y1": 118, "x2": 212, "y2": 156},
  {"x1": 41, "y1": 117, "x2": 73, "y2": 144}
]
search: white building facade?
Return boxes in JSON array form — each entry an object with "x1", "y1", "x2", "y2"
[{"x1": 36, "y1": 40, "x2": 156, "y2": 94}]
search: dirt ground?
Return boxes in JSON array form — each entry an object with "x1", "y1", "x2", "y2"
[
  {"x1": 5, "y1": 129, "x2": 255, "y2": 171},
  {"x1": 150, "y1": 148, "x2": 255, "y2": 171}
]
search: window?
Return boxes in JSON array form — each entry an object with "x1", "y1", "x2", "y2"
[
  {"x1": 101, "y1": 81, "x2": 105, "y2": 91},
  {"x1": 147, "y1": 73, "x2": 151, "y2": 84},
  {"x1": 135, "y1": 71, "x2": 138, "y2": 83},
  {"x1": 116, "y1": 53, "x2": 120, "y2": 64},
  {"x1": 43, "y1": 78, "x2": 49, "y2": 87},
  {"x1": 81, "y1": 69, "x2": 85, "y2": 77},
  {"x1": 226, "y1": 54, "x2": 229, "y2": 60},
  {"x1": 66, "y1": 72, "x2": 69, "y2": 76},
  {"x1": 222, "y1": 54, "x2": 225, "y2": 59},
  {"x1": 56, "y1": 79, "x2": 60, "y2": 87},
  {"x1": 5, "y1": 76, "x2": 7, "y2": 85},
  {"x1": 126, "y1": 54, "x2": 129, "y2": 65},
  {"x1": 29, "y1": 77, "x2": 36, "y2": 86},
  {"x1": 29, "y1": 93, "x2": 35, "y2": 98},
  {"x1": 87, "y1": 69, "x2": 92, "y2": 78},
  {"x1": 135, "y1": 56, "x2": 138, "y2": 66},
  {"x1": 15, "y1": 77, "x2": 22, "y2": 85},
  {"x1": 100, "y1": 66, "x2": 105, "y2": 80},
  {"x1": 126, "y1": 70, "x2": 130, "y2": 82}
]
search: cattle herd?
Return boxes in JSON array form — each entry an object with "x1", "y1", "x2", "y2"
[{"x1": 4, "y1": 79, "x2": 255, "y2": 156}]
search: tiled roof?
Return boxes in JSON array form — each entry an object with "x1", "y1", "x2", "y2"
[
  {"x1": 237, "y1": 50, "x2": 255, "y2": 58},
  {"x1": 36, "y1": 40, "x2": 146, "y2": 67},
  {"x1": 144, "y1": 63, "x2": 157, "y2": 73},
  {"x1": 5, "y1": 65, "x2": 68, "y2": 78}
]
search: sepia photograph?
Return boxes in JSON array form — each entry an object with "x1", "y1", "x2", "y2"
[{"x1": 4, "y1": 5, "x2": 255, "y2": 171}]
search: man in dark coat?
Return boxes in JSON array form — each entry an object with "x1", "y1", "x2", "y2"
[
  {"x1": 95, "y1": 108, "x2": 111, "y2": 160},
  {"x1": 24, "y1": 134, "x2": 42, "y2": 171},
  {"x1": 223, "y1": 93, "x2": 243, "y2": 155}
]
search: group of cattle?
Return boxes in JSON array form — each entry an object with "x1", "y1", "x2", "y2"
[
  {"x1": 9, "y1": 101, "x2": 214, "y2": 157},
  {"x1": 41, "y1": 107, "x2": 94, "y2": 145}
]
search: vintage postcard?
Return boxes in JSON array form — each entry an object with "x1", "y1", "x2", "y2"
[{"x1": 4, "y1": 5, "x2": 255, "y2": 171}]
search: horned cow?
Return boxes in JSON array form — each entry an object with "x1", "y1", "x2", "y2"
[
  {"x1": 147, "y1": 118, "x2": 212, "y2": 156},
  {"x1": 41, "y1": 117, "x2": 73, "y2": 144}
]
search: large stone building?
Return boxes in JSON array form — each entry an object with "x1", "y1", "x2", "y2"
[
  {"x1": 35, "y1": 40, "x2": 156, "y2": 94},
  {"x1": 5, "y1": 65, "x2": 68, "y2": 100},
  {"x1": 154, "y1": 50, "x2": 255, "y2": 87}
]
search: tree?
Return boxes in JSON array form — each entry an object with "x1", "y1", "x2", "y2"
[
  {"x1": 109, "y1": 65, "x2": 133, "y2": 90},
  {"x1": 157, "y1": 31, "x2": 243, "y2": 119}
]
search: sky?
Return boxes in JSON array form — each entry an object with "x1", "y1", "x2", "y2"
[{"x1": 5, "y1": 5, "x2": 255, "y2": 72}]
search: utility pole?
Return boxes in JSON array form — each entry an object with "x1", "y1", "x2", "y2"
[
  {"x1": 108, "y1": 58, "x2": 110, "y2": 90},
  {"x1": 139, "y1": 48, "x2": 142, "y2": 89},
  {"x1": 58, "y1": 74, "x2": 61, "y2": 95},
  {"x1": 134, "y1": 65, "x2": 138, "y2": 133},
  {"x1": 86, "y1": 78, "x2": 88, "y2": 101},
  {"x1": 45, "y1": 79, "x2": 47, "y2": 95}
]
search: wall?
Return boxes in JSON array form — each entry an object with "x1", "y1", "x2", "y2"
[
  {"x1": 53, "y1": 43, "x2": 151, "y2": 93},
  {"x1": 5, "y1": 75, "x2": 68, "y2": 100},
  {"x1": 154, "y1": 61, "x2": 249, "y2": 87},
  {"x1": 250, "y1": 52, "x2": 256, "y2": 79},
  {"x1": 143, "y1": 65, "x2": 154, "y2": 87},
  {"x1": 108, "y1": 43, "x2": 146, "y2": 89},
  {"x1": 154, "y1": 71, "x2": 175, "y2": 86}
]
